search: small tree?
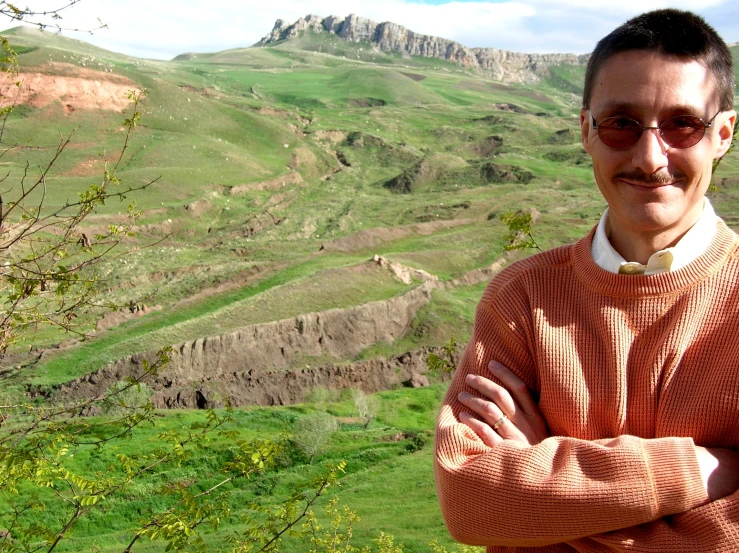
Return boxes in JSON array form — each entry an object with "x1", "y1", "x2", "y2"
[
  {"x1": 352, "y1": 389, "x2": 379, "y2": 430},
  {"x1": 427, "y1": 337, "x2": 458, "y2": 374},
  {"x1": 500, "y1": 210, "x2": 542, "y2": 252},
  {"x1": 292, "y1": 411, "x2": 338, "y2": 464},
  {"x1": 305, "y1": 386, "x2": 337, "y2": 411}
]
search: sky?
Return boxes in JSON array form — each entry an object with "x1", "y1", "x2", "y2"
[{"x1": 6, "y1": 0, "x2": 739, "y2": 61}]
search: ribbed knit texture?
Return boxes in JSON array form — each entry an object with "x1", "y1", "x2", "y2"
[{"x1": 435, "y1": 221, "x2": 739, "y2": 552}]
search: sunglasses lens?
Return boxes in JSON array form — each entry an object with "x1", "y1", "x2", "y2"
[
  {"x1": 659, "y1": 115, "x2": 705, "y2": 148},
  {"x1": 595, "y1": 115, "x2": 708, "y2": 149},
  {"x1": 596, "y1": 117, "x2": 642, "y2": 149}
]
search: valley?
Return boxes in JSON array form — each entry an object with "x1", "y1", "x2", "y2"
[{"x1": 1, "y1": 17, "x2": 738, "y2": 551}]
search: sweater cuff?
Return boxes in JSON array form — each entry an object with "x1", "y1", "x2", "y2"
[{"x1": 643, "y1": 437, "x2": 708, "y2": 517}]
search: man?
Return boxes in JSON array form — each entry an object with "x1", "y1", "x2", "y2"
[{"x1": 435, "y1": 9, "x2": 739, "y2": 552}]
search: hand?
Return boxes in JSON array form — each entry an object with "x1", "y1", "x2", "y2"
[
  {"x1": 457, "y1": 360, "x2": 549, "y2": 448},
  {"x1": 695, "y1": 446, "x2": 739, "y2": 502}
]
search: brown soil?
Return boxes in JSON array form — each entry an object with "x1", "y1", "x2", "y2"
[
  {"x1": 66, "y1": 157, "x2": 104, "y2": 177},
  {"x1": 0, "y1": 63, "x2": 139, "y2": 112},
  {"x1": 474, "y1": 135, "x2": 504, "y2": 157},
  {"x1": 336, "y1": 417, "x2": 364, "y2": 424},
  {"x1": 264, "y1": 190, "x2": 296, "y2": 209},
  {"x1": 256, "y1": 106, "x2": 291, "y2": 118},
  {"x1": 185, "y1": 199, "x2": 212, "y2": 216},
  {"x1": 83, "y1": 208, "x2": 169, "y2": 225},
  {"x1": 548, "y1": 128, "x2": 578, "y2": 144},
  {"x1": 490, "y1": 102, "x2": 527, "y2": 113},
  {"x1": 95, "y1": 304, "x2": 162, "y2": 332},
  {"x1": 312, "y1": 130, "x2": 347, "y2": 144},
  {"x1": 50, "y1": 284, "x2": 443, "y2": 408},
  {"x1": 255, "y1": 106, "x2": 310, "y2": 126},
  {"x1": 179, "y1": 85, "x2": 219, "y2": 97},
  {"x1": 288, "y1": 147, "x2": 317, "y2": 171},
  {"x1": 229, "y1": 171, "x2": 304, "y2": 194},
  {"x1": 385, "y1": 154, "x2": 467, "y2": 194},
  {"x1": 43, "y1": 255, "x2": 513, "y2": 410},
  {"x1": 172, "y1": 263, "x2": 276, "y2": 309}
]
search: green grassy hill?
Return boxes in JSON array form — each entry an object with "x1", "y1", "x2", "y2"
[
  {"x1": 1, "y1": 25, "x2": 738, "y2": 552},
  {"x1": 3, "y1": 23, "x2": 738, "y2": 387}
]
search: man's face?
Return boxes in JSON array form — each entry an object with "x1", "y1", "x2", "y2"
[{"x1": 580, "y1": 50, "x2": 736, "y2": 242}]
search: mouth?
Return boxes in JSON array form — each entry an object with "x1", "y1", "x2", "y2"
[{"x1": 619, "y1": 178, "x2": 678, "y2": 189}]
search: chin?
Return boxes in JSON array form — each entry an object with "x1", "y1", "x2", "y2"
[{"x1": 617, "y1": 204, "x2": 685, "y2": 233}]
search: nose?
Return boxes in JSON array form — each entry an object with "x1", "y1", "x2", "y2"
[{"x1": 631, "y1": 126, "x2": 669, "y2": 173}]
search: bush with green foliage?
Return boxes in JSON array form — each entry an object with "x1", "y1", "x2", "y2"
[{"x1": 292, "y1": 411, "x2": 339, "y2": 465}]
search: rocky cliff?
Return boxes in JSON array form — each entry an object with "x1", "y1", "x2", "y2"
[
  {"x1": 51, "y1": 256, "x2": 510, "y2": 409},
  {"x1": 257, "y1": 14, "x2": 589, "y2": 83},
  {"x1": 54, "y1": 281, "x2": 437, "y2": 408}
]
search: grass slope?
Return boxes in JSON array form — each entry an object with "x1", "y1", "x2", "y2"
[
  {"x1": 4, "y1": 26, "x2": 736, "y2": 382},
  {"x1": 1, "y1": 25, "x2": 738, "y2": 553}
]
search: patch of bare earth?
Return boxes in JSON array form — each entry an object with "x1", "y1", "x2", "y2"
[
  {"x1": 66, "y1": 157, "x2": 104, "y2": 177},
  {"x1": 185, "y1": 200, "x2": 212, "y2": 217},
  {"x1": 230, "y1": 171, "x2": 304, "y2": 195},
  {"x1": 94, "y1": 304, "x2": 162, "y2": 332},
  {"x1": 179, "y1": 85, "x2": 220, "y2": 97},
  {"x1": 172, "y1": 263, "x2": 284, "y2": 309},
  {"x1": 288, "y1": 147, "x2": 318, "y2": 173},
  {"x1": 0, "y1": 63, "x2": 140, "y2": 113},
  {"x1": 83, "y1": 208, "x2": 169, "y2": 225},
  {"x1": 254, "y1": 106, "x2": 310, "y2": 126},
  {"x1": 312, "y1": 130, "x2": 347, "y2": 144}
]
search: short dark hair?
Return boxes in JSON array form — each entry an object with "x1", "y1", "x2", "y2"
[{"x1": 583, "y1": 9, "x2": 735, "y2": 111}]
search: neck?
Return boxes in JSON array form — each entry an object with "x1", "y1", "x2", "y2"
[{"x1": 607, "y1": 206, "x2": 704, "y2": 265}]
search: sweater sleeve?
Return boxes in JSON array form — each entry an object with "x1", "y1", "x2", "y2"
[
  {"x1": 571, "y1": 493, "x2": 739, "y2": 552},
  {"x1": 434, "y1": 296, "x2": 708, "y2": 547}
]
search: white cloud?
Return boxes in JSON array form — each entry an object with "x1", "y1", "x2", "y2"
[
  {"x1": 528, "y1": 0, "x2": 725, "y2": 11},
  {"x1": 4, "y1": 0, "x2": 735, "y2": 59}
]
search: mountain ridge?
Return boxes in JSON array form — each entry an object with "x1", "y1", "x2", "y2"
[{"x1": 256, "y1": 14, "x2": 590, "y2": 83}]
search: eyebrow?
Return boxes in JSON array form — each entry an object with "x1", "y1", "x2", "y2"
[{"x1": 595, "y1": 101, "x2": 707, "y2": 117}]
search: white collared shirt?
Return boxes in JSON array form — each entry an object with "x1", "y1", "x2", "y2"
[{"x1": 591, "y1": 198, "x2": 719, "y2": 275}]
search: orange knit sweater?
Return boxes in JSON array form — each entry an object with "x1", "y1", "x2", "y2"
[{"x1": 435, "y1": 221, "x2": 739, "y2": 552}]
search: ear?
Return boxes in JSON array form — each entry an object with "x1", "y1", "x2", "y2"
[
  {"x1": 714, "y1": 110, "x2": 736, "y2": 159},
  {"x1": 580, "y1": 109, "x2": 592, "y2": 154}
]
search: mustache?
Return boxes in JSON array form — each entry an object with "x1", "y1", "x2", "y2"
[{"x1": 614, "y1": 169, "x2": 682, "y2": 184}]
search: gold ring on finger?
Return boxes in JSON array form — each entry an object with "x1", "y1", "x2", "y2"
[{"x1": 492, "y1": 414, "x2": 508, "y2": 431}]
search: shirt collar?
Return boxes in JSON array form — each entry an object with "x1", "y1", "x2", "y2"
[{"x1": 591, "y1": 198, "x2": 719, "y2": 275}]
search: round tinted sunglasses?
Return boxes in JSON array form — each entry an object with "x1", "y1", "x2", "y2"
[{"x1": 590, "y1": 111, "x2": 720, "y2": 150}]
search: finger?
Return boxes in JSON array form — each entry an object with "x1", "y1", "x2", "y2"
[
  {"x1": 460, "y1": 411, "x2": 503, "y2": 448},
  {"x1": 463, "y1": 373, "x2": 541, "y2": 444},
  {"x1": 457, "y1": 389, "x2": 527, "y2": 442},
  {"x1": 488, "y1": 361, "x2": 539, "y2": 417},
  {"x1": 487, "y1": 362, "x2": 550, "y2": 445},
  {"x1": 464, "y1": 374, "x2": 518, "y2": 421}
]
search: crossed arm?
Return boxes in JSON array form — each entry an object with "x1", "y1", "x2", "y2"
[
  {"x1": 459, "y1": 361, "x2": 739, "y2": 504},
  {"x1": 435, "y1": 351, "x2": 739, "y2": 550}
]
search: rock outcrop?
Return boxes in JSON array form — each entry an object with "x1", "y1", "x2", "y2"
[
  {"x1": 155, "y1": 346, "x2": 452, "y2": 408},
  {"x1": 53, "y1": 281, "x2": 437, "y2": 407},
  {"x1": 256, "y1": 14, "x2": 589, "y2": 83},
  {"x1": 51, "y1": 255, "x2": 510, "y2": 409},
  {"x1": 372, "y1": 254, "x2": 437, "y2": 285}
]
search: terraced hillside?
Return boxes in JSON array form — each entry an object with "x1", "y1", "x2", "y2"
[
  {"x1": 2, "y1": 26, "x2": 739, "y2": 397},
  {"x1": 1, "y1": 22, "x2": 739, "y2": 553}
]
